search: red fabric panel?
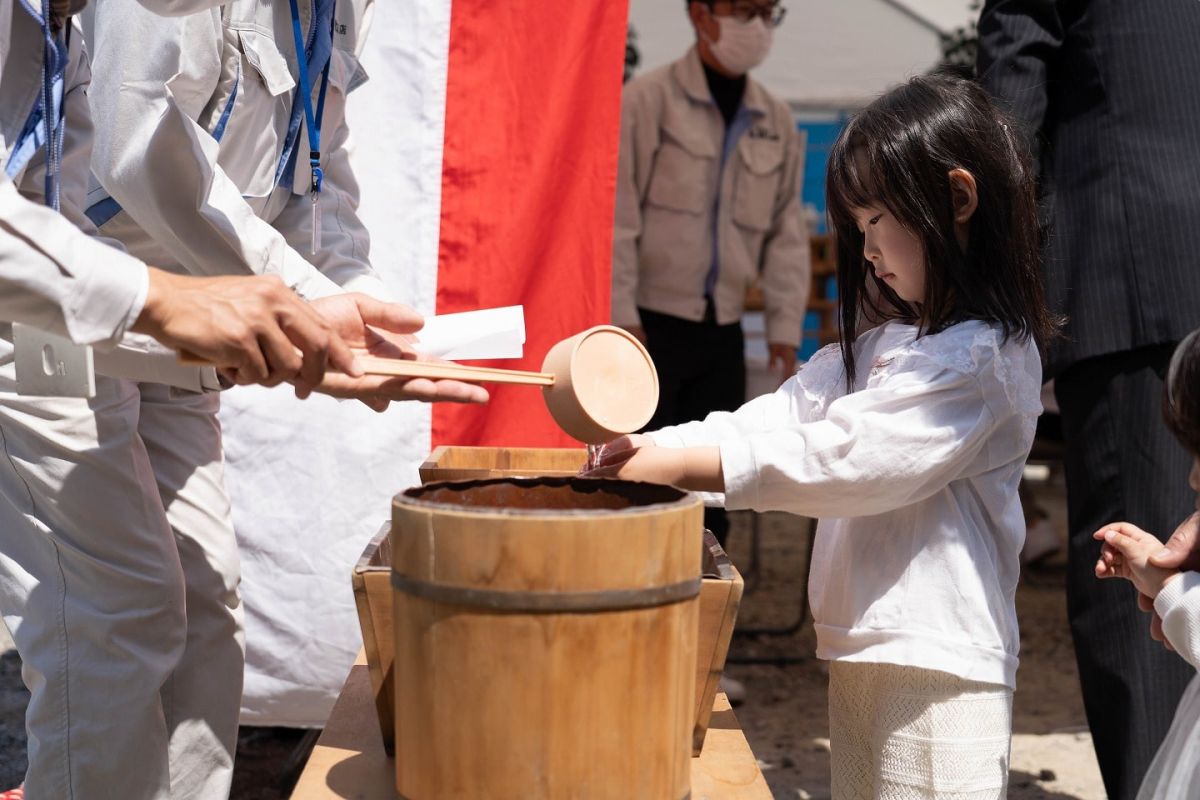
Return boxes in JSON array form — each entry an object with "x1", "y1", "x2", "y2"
[{"x1": 432, "y1": 0, "x2": 630, "y2": 447}]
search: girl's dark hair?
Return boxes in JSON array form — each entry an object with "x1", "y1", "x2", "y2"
[
  {"x1": 1165, "y1": 329, "x2": 1200, "y2": 458},
  {"x1": 825, "y1": 73, "x2": 1059, "y2": 387}
]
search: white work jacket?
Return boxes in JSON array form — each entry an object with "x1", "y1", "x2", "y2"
[
  {"x1": 0, "y1": 0, "x2": 147, "y2": 347},
  {"x1": 83, "y1": 0, "x2": 386, "y2": 301},
  {"x1": 613, "y1": 48, "x2": 809, "y2": 346},
  {"x1": 10, "y1": 16, "x2": 225, "y2": 390}
]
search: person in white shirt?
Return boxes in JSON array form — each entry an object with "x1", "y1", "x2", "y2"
[
  {"x1": 0, "y1": 2, "x2": 486, "y2": 798},
  {"x1": 590, "y1": 74, "x2": 1060, "y2": 799},
  {"x1": 1093, "y1": 327, "x2": 1200, "y2": 800}
]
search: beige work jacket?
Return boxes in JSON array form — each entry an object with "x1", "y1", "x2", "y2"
[
  {"x1": 0, "y1": 0, "x2": 147, "y2": 346},
  {"x1": 83, "y1": 0, "x2": 386, "y2": 301},
  {"x1": 612, "y1": 48, "x2": 809, "y2": 346}
]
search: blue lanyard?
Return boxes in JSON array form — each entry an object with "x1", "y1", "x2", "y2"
[
  {"x1": 286, "y1": 0, "x2": 334, "y2": 196},
  {"x1": 6, "y1": 0, "x2": 67, "y2": 210}
]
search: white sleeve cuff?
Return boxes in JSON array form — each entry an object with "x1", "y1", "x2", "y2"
[
  {"x1": 281, "y1": 248, "x2": 344, "y2": 300},
  {"x1": 67, "y1": 248, "x2": 150, "y2": 347},
  {"x1": 719, "y1": 437, "x2": 760, "y2": 511},
  {"x1": 1153, "y1": 571, "x2": 1198, "y2": 617},
  {"x1": 121, "y1": 265, "x2": 150, "y2": 335},
  {"x1": 1155, "y1": 571, "x2": 1200, "y2": 668}
]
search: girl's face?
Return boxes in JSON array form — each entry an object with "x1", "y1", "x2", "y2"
[{"x1": 854, "y1": 206, "x2": 926, "y2": 304}]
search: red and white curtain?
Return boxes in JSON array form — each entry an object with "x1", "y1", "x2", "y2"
[{"x1": 221, "y1": 0, "x2": 630, "y2": 725}]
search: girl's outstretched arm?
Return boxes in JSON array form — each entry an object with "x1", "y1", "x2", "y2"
[
  {"x1": 650, "y1": 345, "x2": 844, "y2": 449},
  {"x1": 588, "y1": 442, "x2": 724, "y2": 493},
  {"x1": 719, "y1": 350, "x2": 1026, "y2": 519}
]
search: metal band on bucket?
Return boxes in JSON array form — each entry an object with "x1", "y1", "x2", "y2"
[{"x1": 391, "y1": 573, "x2": 701, "y2": 613}]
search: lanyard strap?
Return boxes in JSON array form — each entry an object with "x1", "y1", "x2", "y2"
[
  {"x1": 286, "y1": 0, "x2": 334, "y2": 194},
  {"x1": 8, "y1": 0, "x2": 67, "y2": 210}
]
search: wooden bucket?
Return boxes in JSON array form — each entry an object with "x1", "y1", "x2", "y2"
[{"x1": 391, "y1": 477, "x2": 702, "y2": 800}]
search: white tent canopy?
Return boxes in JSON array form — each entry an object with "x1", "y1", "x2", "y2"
[{"x1": 627, "y1": 0, "x2": 977, "y2": 109}]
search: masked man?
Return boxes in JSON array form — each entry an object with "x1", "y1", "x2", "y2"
[{"x1": 612, "y1": 0, "x2": 809, "y2": 547}]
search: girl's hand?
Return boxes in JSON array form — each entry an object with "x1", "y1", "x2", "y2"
[
  {"x1": 585, "y1": 439, "x2": 687, "y2": 485},
  {"x1": 584, "y1": 439, "x2": 725, "y2": 492},
  {"x1": 1093, "y1": 522, "x2": 1181, "y2": 600},
  {"x1": 591, "y1": 434, "x2": 656, "y2": 467}
]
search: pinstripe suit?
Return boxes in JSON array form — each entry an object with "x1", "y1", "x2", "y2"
[{"x1": 978, "y1": 2, "x2": 1200, "y2": 797}]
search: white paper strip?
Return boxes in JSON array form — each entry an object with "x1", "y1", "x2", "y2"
[{"x1": 408, "y1": 305, "x2": 526, "y2": 361}]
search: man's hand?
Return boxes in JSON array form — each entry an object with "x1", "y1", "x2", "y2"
[
  {"x1": 768, "y1": 342, "x2": 798, "y2": 386},
  {"x1": 132, "y1": 269, "x2": 358, "y2": 395},
  {"x1": 1135, "y1": 511, "x2": 1200, "y2": 648},
  {"x1": 305, "y1": 293, "x2": 489, "y2": 411}
]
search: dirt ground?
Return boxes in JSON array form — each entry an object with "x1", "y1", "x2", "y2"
[{"x1": 0, "y1": 471, "x2": 1110, "y2": 799}]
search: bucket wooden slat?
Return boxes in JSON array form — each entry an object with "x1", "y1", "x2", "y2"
[{"x1": 391, "y1": 478, "x2": 701, "y2": 800}]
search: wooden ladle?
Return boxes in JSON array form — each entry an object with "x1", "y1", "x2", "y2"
[
  {"x1": 190, "y1": 325, "x2": 659, "y2": 444},
  {"x1": 357, "y1": 325, "x2": 659, "y2": 443},
  {"x1": 359, "y1": 325, "x2": 659, "y2": 444}
]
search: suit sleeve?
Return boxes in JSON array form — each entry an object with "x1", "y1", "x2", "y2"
[{"x1": 976, "y1": 0, "x2": 1066, "y2": 164}]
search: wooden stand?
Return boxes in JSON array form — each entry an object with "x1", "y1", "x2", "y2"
[{"x1": 290, "y1": 651, "x2": 773, "y2": 800}]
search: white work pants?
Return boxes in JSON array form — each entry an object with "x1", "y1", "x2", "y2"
[{"x1": 0, "y1": 352, "x2": 242, "y2": 800}]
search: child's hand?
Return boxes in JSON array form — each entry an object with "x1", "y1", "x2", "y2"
[
  {"x1": 592, "y1": 434, "x2": 656, "y2": 466},
  {"x1": 585, "y1": 439, "x2": 687, "y2": 486},
  {"x1": 1093, "y1": 522, "x2": 1181, "y2": 600}
]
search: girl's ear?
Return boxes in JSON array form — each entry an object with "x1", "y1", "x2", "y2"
[{"x1": 948, "y1": 168, "x2": 978, "y2": 224}]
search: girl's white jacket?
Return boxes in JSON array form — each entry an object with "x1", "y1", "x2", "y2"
[
  {"x1": 1139, "y1": 572, "x2": 1200, "y2": 800},
  {"x1": 651, "y1": 319, "x2": 1043, "y2": 689}
]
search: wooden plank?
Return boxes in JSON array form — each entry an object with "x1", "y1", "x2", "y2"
[
  {"x1": 291, "y1": 653, "x2": 394, "y2": 800},
  {"x1": 291, "y1": 653, "x2": 771, "y2": 800},
  {"x1": 689, "y1": 694, "x2": 773, "y2": 800}
]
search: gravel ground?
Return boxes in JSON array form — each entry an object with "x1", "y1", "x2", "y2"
[{"x1": 0, "y1": 472, "x2": 1111, "y2": 798}]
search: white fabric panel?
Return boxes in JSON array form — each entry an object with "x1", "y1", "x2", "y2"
[{"x1": 226, "y1": 0, "x2": 451, "y2": 726}]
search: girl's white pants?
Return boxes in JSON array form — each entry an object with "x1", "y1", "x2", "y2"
[
  {"x1": 828, "y1": 661, "x2": 1013, "y2": 800},
  {"x1": 0, "y1": 354, "x2": 242, "y2": 800}
]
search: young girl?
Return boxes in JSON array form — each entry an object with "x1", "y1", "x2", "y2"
[
  {"x1": 591, "y1": 73, "x2": 1058, "y2": 799},
  {"x1": 1093, "y1": 328, "x2": 1200, "y2": 800}
]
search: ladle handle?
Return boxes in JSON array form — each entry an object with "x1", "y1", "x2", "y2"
[
  {"x1": 352, "y1": 356, "x2": 555, "y2": 386},
  {"x1": 178, "y1": 351, "x2": 555, "y2": 386}
]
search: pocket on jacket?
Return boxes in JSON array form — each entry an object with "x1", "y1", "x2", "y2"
[
  {"x1": 732, "y1": 137, "x2": 783, "y2": 232},
  {"x1": 211, "y1": 28, "x2": 295, "y2": 198},
  {"x1": 238, "y1": 29, "x2": 297, "y2": 97},
  {"x1": 646, "y1": 122, "x2": 715, "y2": 215}
]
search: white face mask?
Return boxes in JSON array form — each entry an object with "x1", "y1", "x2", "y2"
[{"x1": 704, "y1": 15, "x2": 773, "y2": 76}]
